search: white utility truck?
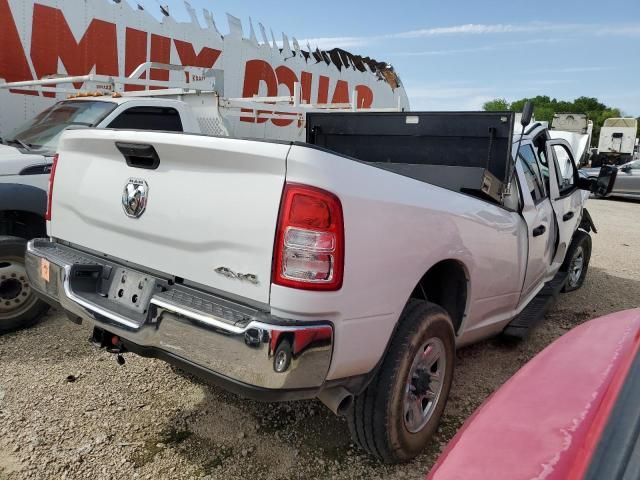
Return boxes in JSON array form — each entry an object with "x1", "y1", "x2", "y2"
[
  {"x1": 0, "y1": 63, "x2": 400, "y2": 331},
  {"x1": 24, "y1": 109, "x2": 615, "y2": 462},
  {"x1": 550, "y1": 113, "x2": 593, "y2": 166},
  {"x1": 595, "y1": 117, "x2": 638, "y2": 165}
]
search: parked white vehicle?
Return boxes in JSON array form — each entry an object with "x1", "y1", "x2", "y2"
[
  {"x1": 550, "y1": 113, "x2": 593, "y2": 166},
  {"x1": 0, "y1": 63, "x2": 401, "y2": 332},
  {"x1": 24, "y1": 111, "x2": 614, "y2": 462},
  {"x1": 0, "y1": 65, "x2": 206, "y2": 331},
  {"x1": 596, "y1": 117, "x2": 638, "y2": 165}
]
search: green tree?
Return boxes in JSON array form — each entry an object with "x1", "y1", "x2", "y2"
[
  {"x1": 482, "y1": 98, "x2": 510, "y2": 111},
  {"x1": 483, "y1": 95, "x2": 624, "y2": 146}
]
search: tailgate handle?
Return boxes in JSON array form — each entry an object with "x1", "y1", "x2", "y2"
[{"x1": 116, "y1": 142, "x2": 160, "y2": 170}]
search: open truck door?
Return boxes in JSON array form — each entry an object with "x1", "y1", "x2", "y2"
[
  {"x1": 515, "y1": 147, "x2": 556, "y2": 299},
  {"x1": 545, "y1": 139, "x2": 584, "y2": 266}
]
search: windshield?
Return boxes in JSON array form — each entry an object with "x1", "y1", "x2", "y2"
[{"x1": 4, "y1": 100, "x2": 117, "y2": 154}]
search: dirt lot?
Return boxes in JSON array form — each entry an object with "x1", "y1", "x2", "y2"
[{"x1": 1, "y1": 198, "x2": 638, "y2": 480}]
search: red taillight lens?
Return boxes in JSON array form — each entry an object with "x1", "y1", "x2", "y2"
[
  {"x1": 45, "y1": 154, "x2": 59, "y2": 221},
  {"x1": 273, "y1": 183, "x2": 344, "y2": 291}
]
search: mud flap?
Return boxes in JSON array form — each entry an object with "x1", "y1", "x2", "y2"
[{"x1": 580, "y1": 208, "x2": 598, "y2": 234}]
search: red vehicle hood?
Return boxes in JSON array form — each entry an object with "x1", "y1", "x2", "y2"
[{"x1": 428, "y1": 309, "x2": 640, "y2": 480}]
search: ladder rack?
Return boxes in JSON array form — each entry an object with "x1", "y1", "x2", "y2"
[
  {"x1": 0, "y1": 62, "x2": 219, "y2": 95},
  {"x1": 0, "y1": 62, "x2": 403, "y2": 127}
]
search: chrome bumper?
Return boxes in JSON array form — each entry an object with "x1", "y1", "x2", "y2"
[{"x1": 25, "y1": 239, "x2": 333, "y2": 396}]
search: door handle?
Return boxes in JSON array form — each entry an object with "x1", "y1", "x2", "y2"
[
  {"x1": 533, "y1": 225, "x2": 546, "y2": 237},
  {"x1": 563, "y1": 211, "x2": 575, "y2": 222}
]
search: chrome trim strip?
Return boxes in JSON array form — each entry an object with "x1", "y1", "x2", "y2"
[
  {"x1": 151, "y1": 297, "x2": 249, "y2": 334},
  {"x1": 150, "y1": 297, "x2": 324, "y2": 335}
]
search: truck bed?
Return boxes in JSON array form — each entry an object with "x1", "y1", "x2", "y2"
[{"x1": 306, "y1": 111, "x2": 515, "y2": 202}]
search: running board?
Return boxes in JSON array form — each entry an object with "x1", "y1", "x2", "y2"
[{"x1": 503, "y1": 270, "x2": 568, "y2": 339}]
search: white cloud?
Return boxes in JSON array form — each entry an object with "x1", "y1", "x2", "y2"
[
  {"x1": 389, "y1": 38, "x2": 560, "y2": 57},
  {"x1": 407, "y1": 86, "x2": 492, "y2": 99},
  {"x1": 597, "y1": 25, "x2": 640, "y2": 37},
  {"x1": 403, "y1": 81, "x2": 640, "y2": 115},
  {"x1": 295, "y1": 36, "x2": 371, "y2": 50},
  {"x1": 299, "y1": 22, "x2": 640, "y2": 51},
  {"x1": 299, "y1": 22, "x2": 574, "y2": 50},
  {"x1": 530, "y1": 79, "x2": 573, "y2": 86},
  {"x1": 529, "y1": 66, "x2": 616, "y2": 74},
  {"x1": 599, "y1": 91, "x2": 640, "y2": 116},
  {"x1": 389, "y1": 22, "x2": 577, "y2": 39},
  {"x1": 403, "y1": 81, "x2": 570, "y2": 111},
  {"x1": 402, "y1": 84, "x2": 496, "y2": 111},
  {"x1": 556, "y1": 66, "x2": 614, "y2": 73},
  {"x1": 409, "y1": 93, "x2": 496, "y2": 111}
]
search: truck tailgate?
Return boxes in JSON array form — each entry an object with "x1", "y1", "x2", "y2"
[{"x1": 50, "y1": 129, "x2": 289, "y2": 305}]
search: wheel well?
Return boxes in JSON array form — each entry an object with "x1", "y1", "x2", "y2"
[
  {"x1": 410, "y1": 260, "x2": 468, "y2": 334},
  {"x1": 0, "y1": 210, "x2": 46, "y2": 239}
]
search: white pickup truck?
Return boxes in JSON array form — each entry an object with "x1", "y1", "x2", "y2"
[
  {"x1": 24, "y1": 110, "x2": 615, "y2": 462},
  {"x1": 1, "y1": 63, "x2": 398, "y2": 332}
]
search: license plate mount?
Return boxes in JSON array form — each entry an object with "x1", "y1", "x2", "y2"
[{"x1": 108, "y1": 268, "x2": 156, "y2": 313}]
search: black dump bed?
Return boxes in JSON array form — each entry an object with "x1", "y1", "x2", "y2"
[{"x1": 306, "y1": 111, "x2": 515, "y2": 202}]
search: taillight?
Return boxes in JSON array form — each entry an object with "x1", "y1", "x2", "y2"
[
  {"x1": 273, "y1": 183, "x2": 344, "y2": 291},
  {"x1": 45, "y1": 154, "x2": 59, "y2": 221}
]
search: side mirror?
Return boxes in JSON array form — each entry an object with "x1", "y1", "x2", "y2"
[
  {"x1": 579, "y1": 165, "x2": 618, "y2": 195},
  {"x1": 621, "y1": 165, "x2": 632, "y2": 173},
  {"x1": 521, "y1": 101, "x2": 534, "y2": 128}
]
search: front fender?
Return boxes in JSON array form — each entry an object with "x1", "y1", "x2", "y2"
[{"x1": 0, "y1": 183, "x2": 47, "y2": 216}]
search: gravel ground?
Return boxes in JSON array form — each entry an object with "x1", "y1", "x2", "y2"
[{"x1": 1, "y1": 198, "x2": 639, "y2": 480}]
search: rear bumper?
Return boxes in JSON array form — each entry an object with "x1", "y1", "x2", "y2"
[{"x1": 25, "y1": 239, "x2": 333, "y2": 401}]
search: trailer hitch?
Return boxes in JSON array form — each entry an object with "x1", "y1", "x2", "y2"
[{"x1": 91, "y1": 327, "x2": 127, "y2": 365}]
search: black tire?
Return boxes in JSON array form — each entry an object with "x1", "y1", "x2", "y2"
[
  {"x1": 561, "y1": 230, "x2": 592, "y2": 293},
  {"x1": 0, "y1": 236, "x2": 50, "y2": 333},
  {"x1": 346, "y1": 300, "x2": 455, "y2": 463}
]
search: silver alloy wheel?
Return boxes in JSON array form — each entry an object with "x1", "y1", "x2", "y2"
[
  {"x1": 274, "y1": 350, "x2": 289, "y2": 372},
  {"x1": 0, "y1": 257, "x2": 36, "y2": 320},
  {"x1": 404, "y1": 337, "x2": 446, "y2": 434},
  {"x1": 568, "y1": 247, "x2": 585, "y2": 288}
]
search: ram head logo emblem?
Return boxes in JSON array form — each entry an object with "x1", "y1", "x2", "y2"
[{"x1": 122, "y1": 178, "x2": 149, "y2": 219}]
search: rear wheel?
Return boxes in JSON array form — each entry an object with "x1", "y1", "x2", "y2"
[
  {"x1": 0, "y1": 236, "x2": 49, "y2": 333},
  {"x1": 561, "y1": 231, "x2": 592, "y2": 292},
  {"x1": 347, "y1": 300, "x2": 455, "y2": 463}
]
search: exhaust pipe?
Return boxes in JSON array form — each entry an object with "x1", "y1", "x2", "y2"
[{"x1": 318, "y1": 386, "x2": 353, "y2": 416}]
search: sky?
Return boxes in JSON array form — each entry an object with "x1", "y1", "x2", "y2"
[{"x1": 129, "y1": 0, "x2": 640, "y2": 115}]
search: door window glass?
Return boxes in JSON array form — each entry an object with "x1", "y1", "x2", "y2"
[
  {"x1": 534, "y1": 135, "x2": 551, "y2": 194},
  {"x1": 108, "y1": 107, "x2": 183, "y2": 132},
  {"x1": 552, "y1": 145, "x2": 576, "y2": 194},
  {"x1": 518, "y1": 145, "x2": 546, "y2": 203}
]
